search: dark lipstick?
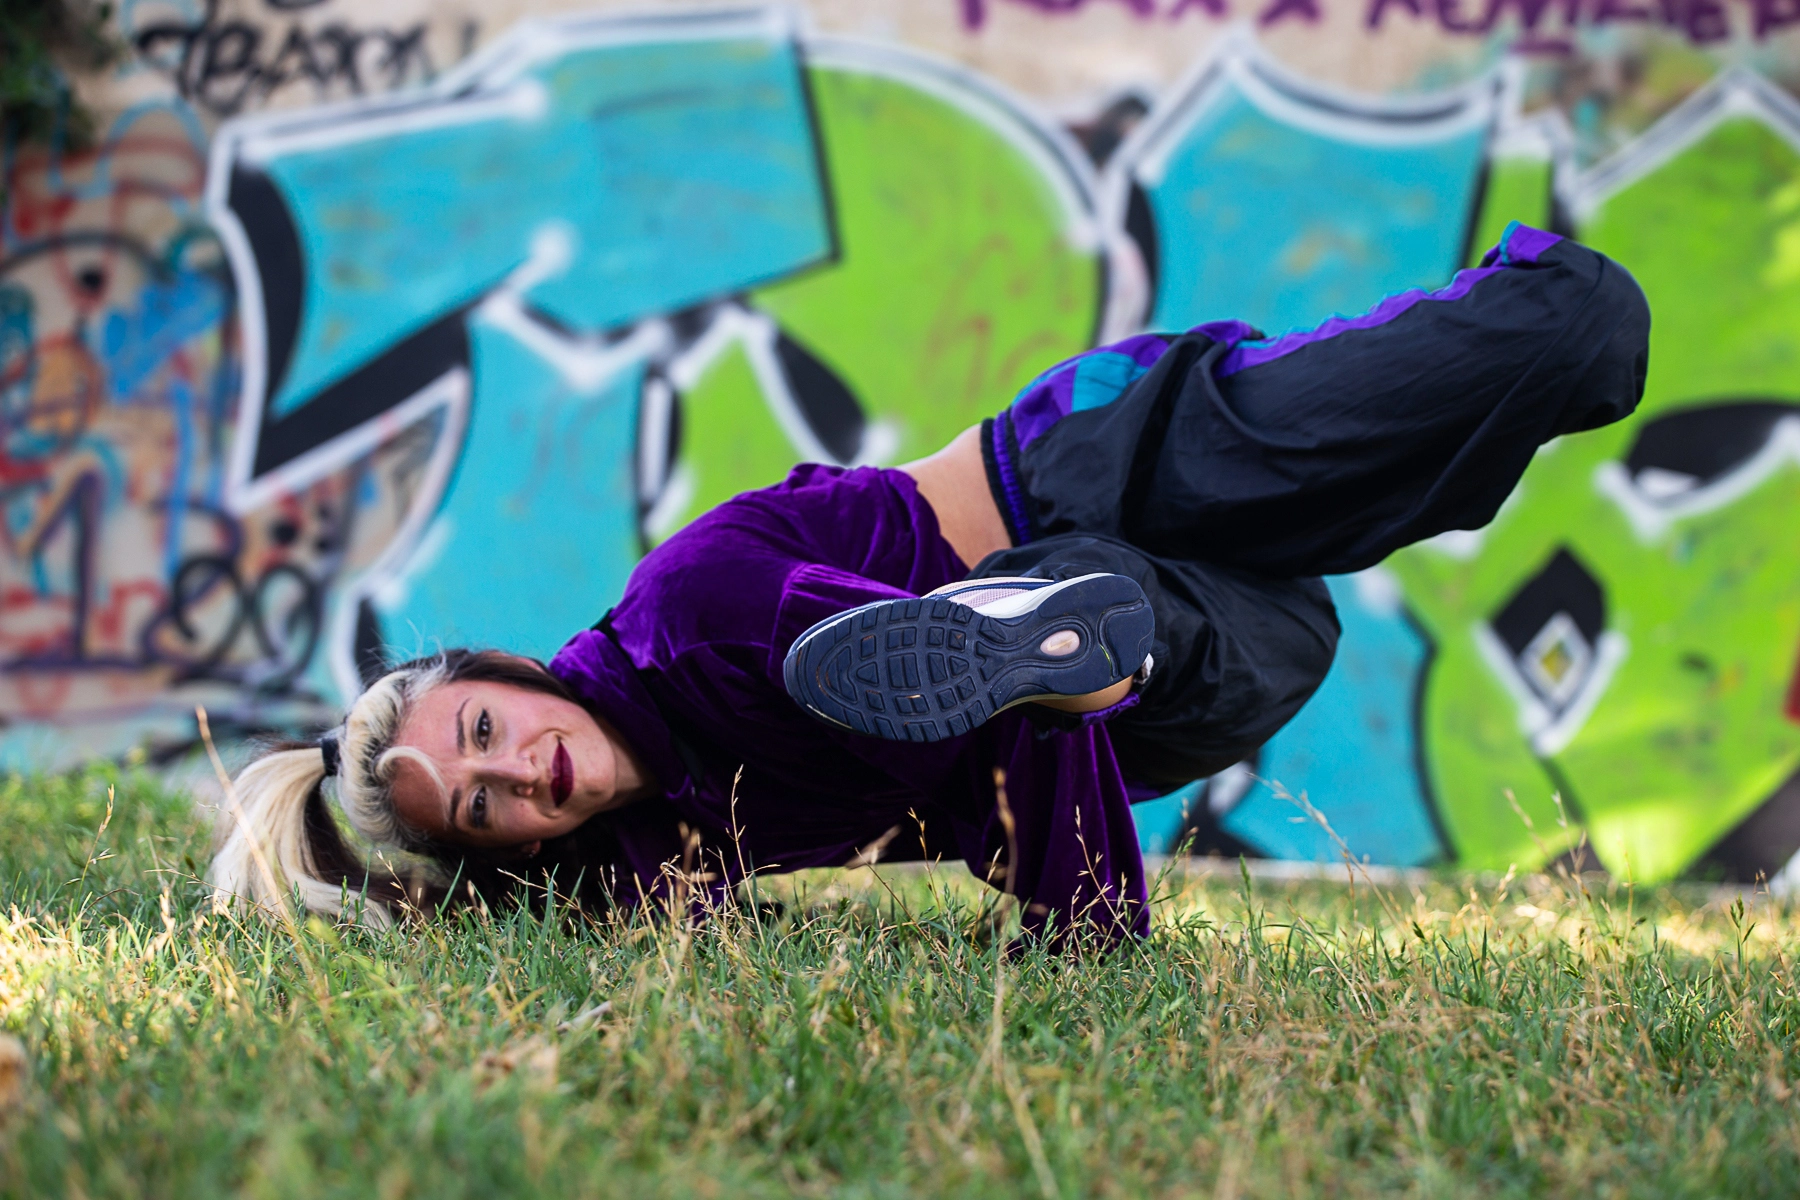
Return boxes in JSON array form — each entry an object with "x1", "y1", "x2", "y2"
[{"x1": 551, "y1": 741, "x2": 573, "y2": 807}]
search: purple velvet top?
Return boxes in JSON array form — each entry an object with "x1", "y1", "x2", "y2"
[{"x1": 546, "y1": 464, "x2": 1148, "y2": 941}]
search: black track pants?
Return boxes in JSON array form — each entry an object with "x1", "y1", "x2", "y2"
[{"x1": 976, "y1": 225, "x2": 1650, "y2": 787}]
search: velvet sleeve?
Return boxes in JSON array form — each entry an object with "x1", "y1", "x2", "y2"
[{"x1": 769, "y1": 563, "x2": 1150, "y2": 945}]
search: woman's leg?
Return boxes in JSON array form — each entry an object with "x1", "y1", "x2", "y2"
[
  {"x1": 986, "y1": 223, "x2": 1651, "y2": 578},
  {"x1": 972, "y1": 533, "x2": 1340, "y2": 787},
  {"x1": 896, "y1": 435, "x2": 1337, "y2": 774},
  {"x1": 879, "y1": 224, "x2": 1646, "y2": 757}
]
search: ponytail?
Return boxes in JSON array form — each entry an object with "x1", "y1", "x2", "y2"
[
  {"x1": 207, "y1": 746, "x2": 403, "y2": 927},
  {"x1": 207, "y1": 648, "x2": 584, "y2": 926}
]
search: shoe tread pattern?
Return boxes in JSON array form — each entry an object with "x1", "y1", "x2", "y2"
[{"x1": 784, "y1": 576, "x2": 1153, "y2": 743}]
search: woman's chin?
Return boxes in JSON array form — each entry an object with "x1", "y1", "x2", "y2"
[
  {"x1": 552, "y1": 795, "x2": 605, "y2": 831},
  {"x1": 581, "y1": 788, "x2": 633, "y2": 818}
]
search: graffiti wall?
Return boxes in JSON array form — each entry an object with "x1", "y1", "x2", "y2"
[{"x1": 8, "y1": 0, "x2": 1800, "y2": 883}]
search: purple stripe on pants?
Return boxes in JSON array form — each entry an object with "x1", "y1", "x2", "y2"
[{"x1": 1215, "y1": 221, "x2": 1564, "y2": 380}]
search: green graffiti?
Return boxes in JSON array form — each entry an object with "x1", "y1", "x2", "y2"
[
  {"x1": 1392, "y1": 115, "x2": 1800, "y2": 881},
  {"x1": 1464, "y1": 152, "x2": 1553, "y2": 266},
  {"x1": 666, "y1": 62, "x2": 1102, "y2": 531}
]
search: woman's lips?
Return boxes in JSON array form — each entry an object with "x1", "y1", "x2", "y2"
[{"x1": 551, "y1": 742, "x2": 573, "y2": 807}]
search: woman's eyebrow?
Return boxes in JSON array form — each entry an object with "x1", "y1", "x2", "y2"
[{"x1": 445, "y1": 699, "x2": 473, "y2": 829}]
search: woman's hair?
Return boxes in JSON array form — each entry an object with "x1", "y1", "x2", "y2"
[{"x1": 207, "y1": 648, "x2": 592, "y2": 928}]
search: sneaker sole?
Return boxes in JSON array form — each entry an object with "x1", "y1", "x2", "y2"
[{"x1": 783, "y1": 573, "x2": 1154, "y2": 743}]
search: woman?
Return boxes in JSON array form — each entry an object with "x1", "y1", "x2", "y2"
[{"x1": 210, "y1": 223, "x2": 1649, "y2": 942}]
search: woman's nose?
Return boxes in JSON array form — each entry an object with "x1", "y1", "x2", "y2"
[{"x1": 487, "y1": 755, "x2": 538, "y2": 788}]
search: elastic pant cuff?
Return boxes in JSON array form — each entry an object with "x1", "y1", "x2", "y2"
[{"x1": 980, "y1": 414, "x2": 1032, "y2": 549}]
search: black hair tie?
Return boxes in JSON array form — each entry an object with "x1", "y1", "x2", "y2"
[{"x1": 319, "y1": 731, "x2": 342, "y2": 778}]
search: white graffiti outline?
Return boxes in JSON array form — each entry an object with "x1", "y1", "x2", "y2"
[
  {"x1": 1473, "y1": 621, "x2": 1628, "y2": 758},
  {"x1": 635, "y1": 374, "x2": 695, "y2": 545},
  {"x1": 474, "y1": 225, "x2": 676, "y2": 395},
  {"x1": 1097, "y1": 28, "x2": 1502, "y2": 338},
  {"x1": 1566, "y1": 67, "x2": 1800, "y2": 222},
  {"x1": 630, "y1": 32, "x2": 1114, "y2": 537},
  {"x1": 235, "y1": 81, "x2": 551, "y2": 165},
  {"x1": 1594, "y1": 416, "x2": 1800, "y2": 544},
  {"x1": 1770, "y1": 845, "x2": 1800, "y2": 896},
  {"x1": 659, "y1": 301, "x2": 900, "y2": 470},
  {"x1": 321, "y1": 366, "x2": 469, "y2": 701},
  {"x1": 803, "y1": 34, "x2": 1140, "y2": 346},
  {"x1": 1122, "y1": 28, "x2": 1498, "y2": 185},
  {"x1": 805, "y1": 35, "x2": 1103, "y2": 253},
  {"x1": 323, "y1": 216, "x2": 674, "y2": 698},
  {"x1": 205, "y1": 6, "x2": 806, "y2": 519}
]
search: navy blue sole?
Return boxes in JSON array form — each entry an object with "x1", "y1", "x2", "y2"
[{"x1": 783, "y1": 575, "x2": 1154, "y2": 743}]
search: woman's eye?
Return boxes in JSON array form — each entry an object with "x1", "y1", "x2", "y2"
[
  {"x1": 470, "y1": 788, "x2": 488, "y2": 829},
  {"x1": 475, "y1": 709, "x2": 491, "y2": 750}
]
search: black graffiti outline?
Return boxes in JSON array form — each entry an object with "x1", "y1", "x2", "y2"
[
  {"x1": 132, "y1": 0, "x2": 436, "y2": 117},
  {"x1": 154, "y1": 552, "x2": 325, "y2": 691}
]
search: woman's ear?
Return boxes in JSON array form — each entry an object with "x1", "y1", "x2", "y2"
[{"x1": 519, "y1": 840, "x2": 543, "y2": 860}]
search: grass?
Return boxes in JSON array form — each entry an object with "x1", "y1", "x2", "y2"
[{"x1": 2, "y1": 765, "x2": 1799, "y2": 1198}]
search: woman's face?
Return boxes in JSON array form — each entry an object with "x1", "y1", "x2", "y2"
[{"x1": 388, "y1": 678, "x2": 649, "y2": 853}]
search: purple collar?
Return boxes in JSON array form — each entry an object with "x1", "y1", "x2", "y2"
[{"x1": 547, "y1": 624, "x2": 693, "y2": 805}]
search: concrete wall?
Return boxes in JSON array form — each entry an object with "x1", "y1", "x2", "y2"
[{"x1": 9, "y1": 0, "x2": 1800, "y2": 881}]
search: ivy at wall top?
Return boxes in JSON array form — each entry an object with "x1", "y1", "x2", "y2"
[{"x1": 0, "y1": 0, "x2": 119, "y2": 149}]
